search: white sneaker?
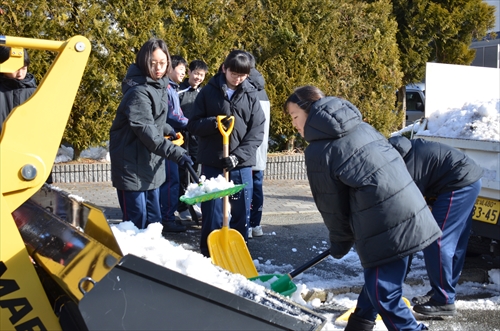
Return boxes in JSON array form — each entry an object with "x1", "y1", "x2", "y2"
[
  {"x1": 247, "y1": 227, "x2": 253, "y2": 239},
  {"x1": 192, "y1": 204, "x2": 202, "y2": 219},
  {"x1": 178, "y1": 210, "x2": 192, "y2": 221},
  {"x1": 252, "y1": 225, "x2": 263, "y2": 237}
]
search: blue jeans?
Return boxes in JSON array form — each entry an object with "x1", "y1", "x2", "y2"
[
  {"x1": 424, "y1": 179, "x2": 482, "y2": 304},
  {"x1": 355, "y1": 256, "x2": 428, "y2": 331},
  {"x1": 159, "y1": 160, "x2": 179, "y2": 222},
  {"x1": 199, "y1": 165, "x2": 253, "y2": 257},
  {"x1": 250, "y1": 170, "x2": 264, "y2": 227},
  {"x1": 116, "y1": 188, "x2": 161, "y2": 229}
]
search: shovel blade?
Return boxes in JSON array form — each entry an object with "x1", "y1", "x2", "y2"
[
  {"x1": 208, "y1": 227, "x2": 258, "y2": 278},
  {"x1": 334, "y1": 296, "x2": 411, "y2": 326},
  {"x1": 270, "y1": 274, "x2": 293, "y2": 293}
]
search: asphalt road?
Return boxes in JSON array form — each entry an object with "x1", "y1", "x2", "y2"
[
  {"x1": 163, "y1": 212, "x2": 500, "y2": 331},
  {"x1": 53, "y1": 181, "x2": 500, "y2": 330}
]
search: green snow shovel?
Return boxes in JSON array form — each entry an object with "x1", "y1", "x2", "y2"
[{"x1": 250, "y1": 249, "x2": 331, "y2": 295}]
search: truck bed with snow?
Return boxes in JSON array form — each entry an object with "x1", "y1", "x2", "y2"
[{"x1": 414, "y1": 63, "x2": 500, "y2": 255}]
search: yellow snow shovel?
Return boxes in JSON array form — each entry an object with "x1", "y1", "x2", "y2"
[
  {"x1": 335, "y1": 296, "x2": 411, "y2": 326},
  {"x1": 207, "y1": 115, "x2": 258, "y2": 278}
]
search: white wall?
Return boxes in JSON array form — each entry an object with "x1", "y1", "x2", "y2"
[{"x1": 425, "y1": 63, "x2": 500, "y2": 116}]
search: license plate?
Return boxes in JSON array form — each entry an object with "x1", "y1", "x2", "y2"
[{"x1": 472, "y1": 197, "x2": 500, "y2": 225}]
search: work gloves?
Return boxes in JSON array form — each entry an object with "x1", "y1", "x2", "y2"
[
  {"x1": 330, "y1": 241, "x2": 354, "y2": 259},
  {"x1": 178, "y1": 154, "x2": 194, "y2": 167},
  {"x1": 221, "y1": 155, "x2": 238, "y2": 171}
]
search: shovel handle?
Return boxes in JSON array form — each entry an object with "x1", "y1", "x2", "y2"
[
  {"x1": 185, "y1": 162, "x2": 200, "y2": 184},
  {"x1": 289, "y1": 249, "x2": 331, "y2": 279},
  {"x1": 218, "y1": 115, "x2": 235, "y2": 228},
  {"x1": 217, "y1": 115, "x2": 235, "y2": 146}
]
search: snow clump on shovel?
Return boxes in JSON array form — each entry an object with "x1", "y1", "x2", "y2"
[{"x1": 184, "y1": 175, "x2": 236, "y2": 198}]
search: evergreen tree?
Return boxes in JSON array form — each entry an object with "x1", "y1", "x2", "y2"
[
  {"x1": 1, "y1": 0, "x2": 172, "y2": 158},
  {"x1": 0, "y1": 0, "x2": 408, "y2": 152},
  {"x1": 427, "y1": 0, "x2": 496, "y2": 64},
  {"x1": 242, "y1": 0, "x2": 402, "y2": 145}
]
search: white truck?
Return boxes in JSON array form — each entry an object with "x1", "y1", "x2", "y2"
[{"x1": 414, "y1": 62, "x2": 500, "y2": 256}]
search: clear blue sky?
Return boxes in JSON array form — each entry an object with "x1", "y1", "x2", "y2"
[{"x1": 485, "y1": 0, "x2": 500, "y2": 32}]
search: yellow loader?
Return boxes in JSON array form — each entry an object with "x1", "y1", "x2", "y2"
[{"x1": 0, "y1": 35, "x2": 325, "y2": 331}]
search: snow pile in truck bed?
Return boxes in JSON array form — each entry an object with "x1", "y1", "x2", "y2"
[{"x1": 417, "y1": 99, "x2": 500, "y2": 141}]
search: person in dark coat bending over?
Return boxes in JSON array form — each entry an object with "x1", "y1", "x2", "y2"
[
  {"x1": 284, "y1": 85, "x2": 441, "y2": 331},
  {"x1": 389, "y1": 135, "x2": 482, "y2": 317}
]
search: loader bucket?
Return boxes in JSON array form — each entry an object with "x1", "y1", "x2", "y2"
[
  {"x1": 12, "y1": 185, "x2": 123, "y2": 302},
  {"x1": 79, "y1": 254, "x2": 326, "y2": 331}
]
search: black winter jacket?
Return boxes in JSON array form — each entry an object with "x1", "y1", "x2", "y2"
[
  {"x1": 304, "y1": 97, "x2": 442, "y2": 268},
  {"x1": 187, "y1": 72, "x2": 265, "y2": 168},
  {"x1": 0, "y1": 73, "x2": 37, "y2": 133},
  {"x1": 388, "y1": 136, "x2": 483, "y2": 197},
  {"x1": 178, "y1": 79, "x2": 201, "y2": 119},
  {"x1": 178, "y1": 80, "x2": 202, "y2": 160},
  {"x1": 109, "y1": 64, "x2": 186, "y2": 191}
]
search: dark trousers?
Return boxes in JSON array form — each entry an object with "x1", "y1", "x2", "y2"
[
  {"x1": 159, "y1": 160, "x2": 179, "y2": 222},
  {"x1": 250, "y1": 170, "x2": 264, "y2": 227},
  {"x1": 355, "y1": 256, "x2": 428, "y2": 331},
  {"x1": 199, "y1": 165, "x2": 253, "y2": 257},
  {"x1": 116, "y1": 188, "x2": 161, "y2": 229},
  {"x1": 424, "y1": 179, "x2": 482, "y2": 304}
]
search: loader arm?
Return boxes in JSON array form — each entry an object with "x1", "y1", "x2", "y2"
[{"x1": 0, "y1": 35, "x2": 90, "y2": 331}]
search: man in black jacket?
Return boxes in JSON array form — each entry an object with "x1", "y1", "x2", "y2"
[
  {"x1": 176, "y1": 60, "x2": 208, "y2": 222},
  {"x1": 389, "y1": 135, "x2": 483, "y2": 317},
  {"x1": 0, "y1": 47, "x2": 54, "y2": 183},
  {"x1": 188, "y1": 50, "x2": 265, "y2": 257},
  {"x1": 0, "y1": 47, "x2": 37, "y2": 134}
]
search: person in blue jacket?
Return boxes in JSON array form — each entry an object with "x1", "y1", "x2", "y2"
[
  {"x1": 159, "y1": 55, "x2": 190, "y2": 233},
  {"x1": 187, "y1": 50, "x2": 265, "y2": 258},
  {"x1": 389, "y1": 135, "x2": 483, "y2": 317},
  {"x1": 109, "y1": 38, "x2": 192, "y2": 231},
  {"x1": 284, "y1": 85, "x2": 441, "y2": 331}
]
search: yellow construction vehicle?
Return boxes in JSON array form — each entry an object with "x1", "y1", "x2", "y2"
[{"x1": 0, "y1": 35, "x2": 325, "y2": 330}]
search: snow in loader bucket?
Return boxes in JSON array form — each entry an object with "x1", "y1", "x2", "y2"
[{"x1": 79, "y1": 254, "x2": 326, "y2": 330}]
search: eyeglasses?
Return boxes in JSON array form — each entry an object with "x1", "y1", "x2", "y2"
[
  {"x1": 151, "y1": 61, "x2": 168, "y2": 68},
  {"x1": 229, "y1": 71, "x2": 248, "y2": 79}
]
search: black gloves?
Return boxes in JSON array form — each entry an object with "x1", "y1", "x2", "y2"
[
  {"x1": 330, "y1": 241, "x2": 354, "y2": 259},
  {"x1": 178, "y1": 154, "x2": 194, "y2": 167},
  {"x1": 220, "y1": 116, "x2": 233, "y2": 131},
  {"x1": 221, "y1": 155, "x2": 238, "y2": 171},
  {"x1": 167, "y1": 130, "x2": 177, "y2": 140}
]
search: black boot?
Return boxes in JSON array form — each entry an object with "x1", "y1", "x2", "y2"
[
  {"x1": 344, "y1": 313, "x2": 376, "y2": 331},
  {"x1": 412, "y1": 289, "x2": 434, "y2": 305},
  {"x1": 413, "y1": 299, "x2": 456, "y2": 316},
  {"x1": 162, "y1": 220, "x2": 187, "y2": 233}
]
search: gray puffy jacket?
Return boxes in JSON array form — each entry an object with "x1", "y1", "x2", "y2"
[
  {"x1": 109, "y1": 64, "x2": 186, "y2": 191},
  {"x1": 304, "y1": 97, "x2": 441, "y2": 268}
]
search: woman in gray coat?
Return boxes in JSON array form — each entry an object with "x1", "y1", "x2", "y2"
[
  {"x1": 109, "y1": 38, "x2": 192, "y2": 230},
  {"x1": 284, "y1": 86, "x2": 441, "y2": 331}
]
